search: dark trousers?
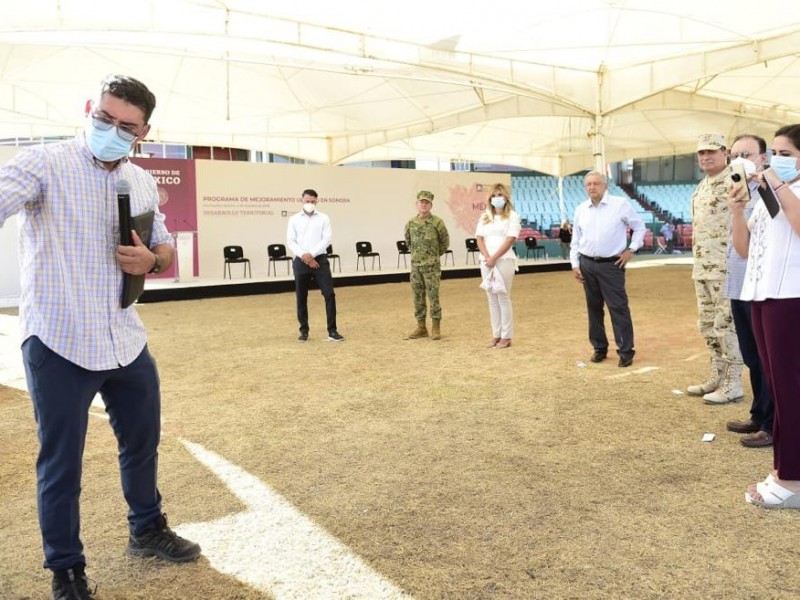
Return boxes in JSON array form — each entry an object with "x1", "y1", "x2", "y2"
[
  {"x1": 751, "y1": 298, "x2": 800, "y2": 480},
  {"x1": 580, "y1": 256, "x2": 635, "y2": 357},
  {"x1": 293, "y1": 255, "x2": 337, "y2": 334},
  {"x1": 730, "y1": 299, "x2": 773, "y2": 434},
  {"x1": 22, "y1": 336, "x2": 163, "y2": 570}
]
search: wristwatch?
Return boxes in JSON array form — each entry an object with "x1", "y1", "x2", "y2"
[{"x1": 148, "y1": 252, "x2": 163, "y2": 274}]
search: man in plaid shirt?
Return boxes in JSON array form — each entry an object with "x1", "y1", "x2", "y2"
[{"x1": 0, "y1": 75, "x2": 200, "y2": 600}]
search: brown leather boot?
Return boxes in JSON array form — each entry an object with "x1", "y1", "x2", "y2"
[
  {"x1": 407, "y1": 319, "x2": 428, "y2": 339},
  {"x1": 431, "y1": 319, "x2": 441, "y2": 340}
]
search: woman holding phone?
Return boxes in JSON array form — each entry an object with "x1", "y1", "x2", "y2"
[{"x1": 730, "y1": 124, "x2": 800, "y2": 508}]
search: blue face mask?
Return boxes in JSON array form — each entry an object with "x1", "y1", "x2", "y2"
[
  {"x1": 490, "y1": 196, "x2": 506, "y2": 209},
  {"x1": 770, "y1": 155, "x2": 800, "y2": 183},
  {"x1": 85, "y1": 119, "x2": 134, "y2": 162}
]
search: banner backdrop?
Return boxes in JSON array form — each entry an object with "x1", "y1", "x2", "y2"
[
  {"x1": 0, "y1": 152, "x2": 512, "y2": 304},
  {"x1": 195, "y1": 160, "x2": 510, "y2": 278},
  {"x1": 131, "y1": 157, "x2": 198, "y2": 278}
]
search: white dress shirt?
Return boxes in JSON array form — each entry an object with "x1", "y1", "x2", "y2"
[
  {"x1": 286, "y1": 209, "x2": 332, "y2": 258},
  {"x1": 569, "y1": 193, "x2": 646, "y2": 268}
]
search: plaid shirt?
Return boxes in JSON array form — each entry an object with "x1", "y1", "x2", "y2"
[{"x1": 0, "y1": 135, "x2": 172, "y2": 370}]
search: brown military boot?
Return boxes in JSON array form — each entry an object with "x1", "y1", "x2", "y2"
[
  {"x1": 431, "y1": 319, "x2": 441, "y2": 340},
  {"x1": 407, "y1": 319, "x2": 428, "y2": 339}
]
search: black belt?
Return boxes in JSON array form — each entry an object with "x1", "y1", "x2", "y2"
[{"x1": 580, "y1": 253, "x2": 619, "y2": 263}]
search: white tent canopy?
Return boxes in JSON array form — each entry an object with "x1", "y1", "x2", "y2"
[{"x1": 2, "y1": 0, "x2": 800, "y2": 175}]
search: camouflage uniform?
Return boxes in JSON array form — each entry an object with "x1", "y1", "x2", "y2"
[
  {"x1": 691, "y1": 167, "x2": 742, "y2": 364},
  {"x1": 405, "y1": 214, "x2": 450, "y2": 320}
]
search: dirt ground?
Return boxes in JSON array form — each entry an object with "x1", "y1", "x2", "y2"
[{"x1": 1, "y1": 264, "x2": 797, "y2": 600}]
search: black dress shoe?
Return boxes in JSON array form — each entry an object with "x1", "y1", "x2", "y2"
[
  {"x1": 590, "y1": 350, "x2": 608, "y2": 363},
  {"x1": 618, "y1": 355, "x2": 634, "y2": 368}
]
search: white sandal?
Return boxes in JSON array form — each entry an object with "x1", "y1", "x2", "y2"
[{"x1": 746, "y1": 475, "x2": 800, "y2": 509}]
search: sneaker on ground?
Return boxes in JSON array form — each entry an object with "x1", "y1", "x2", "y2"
[
  {"x1": 327, "y1": 331, "x2": 344, "y2": 341},
  {"x1": 298, "y1": 332, "x2": 308, "y2": 342},
  {"x1": 52, "y1": 563, "x2": 95, "y2": 600},
  {"x1": 126, "y1": 514, "x2": 202, "y2": 563}
]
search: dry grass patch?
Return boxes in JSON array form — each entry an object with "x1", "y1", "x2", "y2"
[{"x1": 2, "y1": 265, "x2": 799, "y2": 599}]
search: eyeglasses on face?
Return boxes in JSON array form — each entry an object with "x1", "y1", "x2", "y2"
[
  {"x1": 91, "y1": 113, "x2": 143, "y2": 143},
  {"x1": 730, "y1": 151, "x2": 754, "y2": 160}
]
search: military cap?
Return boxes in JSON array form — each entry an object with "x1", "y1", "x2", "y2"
[
  {"x1": 416, "y1": 190, "x2": 434, "y2": 202},
  {"x1": 697, "y1": 133, "x2": 726, "y2": 151}
]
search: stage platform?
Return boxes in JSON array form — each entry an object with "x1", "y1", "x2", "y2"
[{"x1": 140, "y1": 258, "x2": 572, "y2": 303}]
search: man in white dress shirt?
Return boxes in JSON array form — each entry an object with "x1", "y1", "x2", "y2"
[
  {"x1": 570, "y1": 171, "x2": 645, "y2": 367},
  {"x1": 286, "y1": 189, "x2": 343, "y2": 342}
]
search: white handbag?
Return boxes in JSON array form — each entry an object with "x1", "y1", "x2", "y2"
[{"x1": 479, "y1": 267, "x2": 507, "y2": 294}]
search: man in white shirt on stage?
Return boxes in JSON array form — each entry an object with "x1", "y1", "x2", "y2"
[
  {"x1": 286, "y1": 189, "x2": 343, "y2": 342},
  {"x1": 570, "y1": 171, "x2": 645, "y2": 367}
]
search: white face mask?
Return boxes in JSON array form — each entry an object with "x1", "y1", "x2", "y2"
[
  {"x1": 730, "y1": 156, "x2": 757, "y2": 177},
  {"x1": 490, "y1": 196, "x2": 506, "y2": 209},
  {"x1": 303, "y1": 202, "x2": 316, "y2": 214},
  {"x1": 85, "y1": 117, "x2": 134, "y2": 161}
]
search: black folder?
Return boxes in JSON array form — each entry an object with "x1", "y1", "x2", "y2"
[
  {"x1": 119, "y1": 209, "x2": 155, "y2": 308},
  {"x1": 760, "y1": 181, "x2": 781, "y2": 219}
]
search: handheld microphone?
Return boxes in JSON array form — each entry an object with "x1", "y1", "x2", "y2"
[{"x1": 117, "y1": 180, "x2": 132, "y2": 245}]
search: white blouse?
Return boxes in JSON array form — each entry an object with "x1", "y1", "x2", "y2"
[
  {"x1": 740, "y1": 180, "x2": 800, "y2": 301},
  {"x1": 475, "y1": 210, "x2": 522, "y2": 260}
]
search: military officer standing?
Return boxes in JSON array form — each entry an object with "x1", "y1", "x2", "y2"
[
  {"x1": 687, "y1": 133, "x2": 744, "y2": 403},
  {"x1": 404, "y1": 190, "x2": 450, "y2": 340}
]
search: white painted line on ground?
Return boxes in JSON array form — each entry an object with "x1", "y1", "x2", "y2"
[
  {"x1": 0, "y1": 315, "x2": 144, "y2": 411},
  {"x1": 681, "y1": 353, "x2": 705, "y2": 362},
  {"x1": 626, "y1": 256, "x2": 692, "y2": 269},
  {"x1": 0, "y1": 314, "x2": 26, "y2": 391},
  {"x1": 89, "y1": 409, "x2": 109, "y2": 421},
  {"x1": 606, "y1": 366, "x2": 659, "y2": 379},
  {"x1": 177, "y1": 439, "x2": 413, "y2": 600}
]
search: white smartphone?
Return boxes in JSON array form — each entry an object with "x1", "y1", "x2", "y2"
[{"x1": 729, "y1": 162, "x2": 750, "y2": 201}]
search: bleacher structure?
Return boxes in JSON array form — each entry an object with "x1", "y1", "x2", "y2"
[
  {"x1": 510, "y1": 175, "x2": 695, "y2": 251},
  {"x1": 635, "y1": 183, "x2": 695, "y2": 224}
]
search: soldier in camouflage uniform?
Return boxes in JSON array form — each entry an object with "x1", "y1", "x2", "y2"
[
  {"x1": 688, "y1": 133, "x2": 744, "y2": 403},
  {"x1": 404, "y1": 190, "x2": 450, "y2": 340}
]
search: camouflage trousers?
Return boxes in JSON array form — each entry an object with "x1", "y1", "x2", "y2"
[
  {"x1": 694, "y1": 279, "x2": 742, "y2": 364},
  {"x1": 410, "y1": 263, "x2": 442, "y2": 320}
]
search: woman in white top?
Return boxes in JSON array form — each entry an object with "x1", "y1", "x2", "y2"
[
  {"x1": 730, "y1": 124, "x2": 800, "y2": 509},
  {"x1": 475, "y1": 183, "x2": 521, "y2": 349}
]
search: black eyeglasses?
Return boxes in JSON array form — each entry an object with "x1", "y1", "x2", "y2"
[
  {"x1": 730, "y1": 151, "x2": 754, "y2": 160},
  {"x1": 91, "y1": 113, "x2": 143, "y2": 143}
]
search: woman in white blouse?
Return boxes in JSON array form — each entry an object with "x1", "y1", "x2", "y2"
[
  {"x1": 730, "y1": 124, "x2": 800, "y2": 509},
  {"x1": 475, "y1": 183, "x2": 521, "y2": 349}
]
